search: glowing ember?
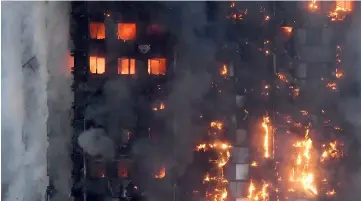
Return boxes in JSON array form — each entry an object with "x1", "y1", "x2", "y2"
[
  {"x1": 210, "y1": 121, "x2": 223, "y2": 130},
  {"x1": 160, "y1": 102, "x2": 165, "y2": 110},
  {"x1": 251, "y1": 161, "x2": 258, "y2": 167},
  {"x1": 281, "y1": 26, "x2": 293, "y2": 35},
  {"x1": 264, "y1": 15, "x2": 270, "y2": 21},
  {"x1": 221, "y1": 64, "x2": 228, "y2": 76},
  {"x1": 154, "y1": 166, "x2": 166, "y2": 179},
  {"x1": 326, "y1": 82, "x2": 337, "y2": 91},
  {"x1": 326, "y1": 189, "x2": 336, "y2": 196},
  {"x1": 335, "y1": 68, "x2": 343, "y2": 79},
  {"x1": 262, "y1": 115, "x2": 271, "y2": 159},
  {"x1": 277, "y1": 73, "x2": 288, "y2": 83}
]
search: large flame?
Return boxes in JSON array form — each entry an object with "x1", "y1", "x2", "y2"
[
  {"x1": 328, "y1": 0, "x2": 353, "y2": 21},
  {"x1": 262, "y1": 115, "x2": 271, "y2": 159},
  {"x1": 247, "y1": 180, "x2": 269, "y2": 201},
  {"x1": 289, "y1": 127, "x2": 318, "y2": 196},
  {"x1": 197, "y1": 122, "x2": 231, "y2": 201}
]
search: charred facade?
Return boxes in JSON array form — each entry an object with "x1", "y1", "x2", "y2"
[{"x1": 69, "y1": 2, "x2": 361, "y2": 201}]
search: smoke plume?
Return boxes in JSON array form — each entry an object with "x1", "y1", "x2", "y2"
[
  {"x1": 2, "y1": 2, "x2": 72, "y2": 201},
  {"x1": 78, "y1": 128, "x2": 115, "y2": 160}
]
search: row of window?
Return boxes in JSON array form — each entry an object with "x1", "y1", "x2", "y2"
[
  {"x1": 90, "y1": 22, "x2": 161, "y2": 41},
  {"x1": 89, "y1": 56, "x2": 167, "y2": 75}
]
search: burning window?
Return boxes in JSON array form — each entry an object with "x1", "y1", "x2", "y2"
[
  {"x1": 117, "y1": 23, "x2": 136, "y2": 41},
  {"x1": 89, "y1": 160, "x2": 106, "y2": 178},
  {"x1": 148, "y1": 58, "x2": 166, "y2": 75},
  {"x1": 118, "y1": 58, "x2": 135, "y2": 75},
  {"x1": 117, "y1": 160, "x2": 130, "y2": 178},
  {"x1": 89, "y1": 56, "x2": 106, "y2": 74},
  {"x1": 336, "y1": 0, "x2": 352, "y2": 10},
  {"x1": 90, "y1": 22, "x2": 105, "y2": 39}
]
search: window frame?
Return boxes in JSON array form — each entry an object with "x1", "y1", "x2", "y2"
[
  {"x1": 117, "y1": 23, "x2": 137, "y2": 41},
  {"x1": 148, "y1": 58, "x2": 167, "y2": 75},
  {"x1": 89, "y1": 22, "x2": 106, "y2": 40},
  {"x1": 89, "y1": 56, "x2": 106, "y2": 74},
  {"x1": 117, "y1": 58, "x2": 136, "y2": 75}
]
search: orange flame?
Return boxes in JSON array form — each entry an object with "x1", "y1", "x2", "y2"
[
  {"x1": 154, "y1": 167, "x2": 166, "y2": 179},
  {"x1": 198, "y1": 121, "x2": 231, "y2": 201},
  {"x1": 308, "y1": 0, "x2": 319, "y2": 12},
  {"x1": 262, "y1": 115, "x2": 271, "y2": 159},
  {"x1": 247, "y1": 180, "x2": 269, "y2": 201},
  {"x1": 289, "y1": 127, "x2": 318, "y2": 196},
  {"x1": 328, "y1": 0, "x2": 353, "y2": 21},
  {"x1": 335, "y1": 68, "x2": 343, "y2": 79},
  {"x1": 221, "y1": 64, "x2": 228, "y2": 76}
]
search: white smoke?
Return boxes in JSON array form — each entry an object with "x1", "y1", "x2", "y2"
[
  {"x1": 78, "y1": 128, "x2": 115, "y2": 160},
  {"x1": 2, "y1": 2, "x2": 72, "y2": 201}
]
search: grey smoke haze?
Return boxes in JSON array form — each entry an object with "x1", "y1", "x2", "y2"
[
  {"x1": 339, "y1": 3, "x2": 361, "y2": 200},
  {"x1": 78, "y1": 128, "x2": 115, "y2": 160},
  {"x1": 2, "y1": 2, "x2": 72, "y2": 201},
  {"x1": 128, "y1": 3, "x2": 218, "y2": 200}
]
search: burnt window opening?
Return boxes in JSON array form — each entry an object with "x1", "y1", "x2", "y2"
[
  {"x1": 147, "y1": 24, "x2": 162, "y2": 35},
  {"x1": 117, "y1": 23, "x2": 137, "y2": 41},
  {"x1": 90, "y1": 22, "x2": 105, "y2": 39},
  {"x1": 89, "y1": 56, "x2": 106, "y2": 74},
  {"x1": 118, "y1": 58, "x2": 136, "y2": 75},
  {"x1": 117, "y1": 160, "x2": 131, "y2": 178},
  {"x1": 89, "y1": 160, "x2": 106, "y2": 178},
  {"x1": 148, "y1": 58, "x2": 166, "y2": 75}
]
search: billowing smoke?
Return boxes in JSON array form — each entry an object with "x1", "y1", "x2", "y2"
[
  {"x1": 2, "y1": 2, "x2": 72, "y2": 201},
  {"x1": 78, "y1": 128, "x2": 115, "y2": 160}
]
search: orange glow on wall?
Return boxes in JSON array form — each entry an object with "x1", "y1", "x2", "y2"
[
  {"x1": 118, "y1": 58, "x2": 135, "y2": 75},
  {"x1": 148, "y1": 58, "x2": 166, "y2": 75},
  {"x1": 68, "y1": 55, "x2": 74, "y2": 72},
  {"x1": 117, "y1": 23, "x2": 136, "y2": 40},
  {"x1": 89, "y1": 56, "x2": 105, "y2": 74},
  {"x1": 90, "y1": 22, "x2": 105, "y2": 39},
  {"x1": 117, "y1": 161, "x2": 130, "y2": 178}
]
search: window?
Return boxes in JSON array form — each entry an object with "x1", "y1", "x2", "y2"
[
  {"x1": 90, "y1": 22, "x2": 105, "y2": 39},
  {"x1": 118, "y1": 58, "x2": 135, "y2": 75},
  {"x1": 117, "y1": 23, "x2": 136, "y2": 41},
  {"x1": 89, "y1": 160, "x2": 106, "y2": 178},
  {"x1": 89, "y1": 56, "x2": 106, "y2": 74},
  {"x1": 117, "y1": 160, "x2": 130, "y2": 178},
  {"x1": 148, "y1": 58, "x2": 166, "y2": 75},
  {"x1": 336, "y1": 0, "x2": 352, "y2": 10}
]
